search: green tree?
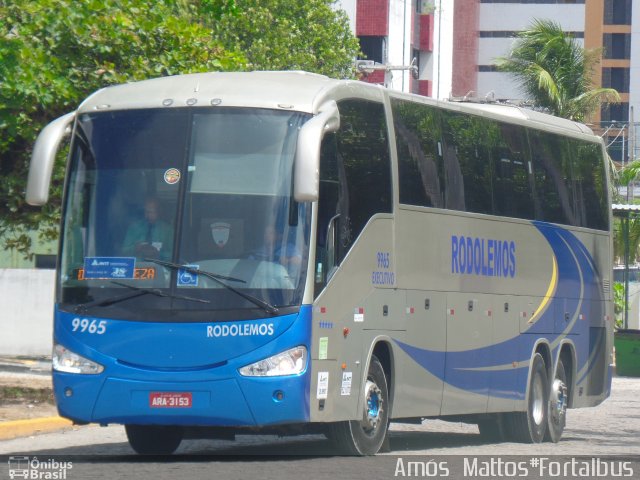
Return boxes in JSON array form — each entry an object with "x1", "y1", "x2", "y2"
[
  {"x1": 497, "y1": 19, "x2": 619, "y2": 122},
  {"x1": 0, "y1": 0, "x2": 244, "y2": 258},
  {"x1": 211, "y1": 0, "x2": 360, "y2": 79},
  {"x1": 612, "y1": 160, "x2": 640, "y2": 263}
]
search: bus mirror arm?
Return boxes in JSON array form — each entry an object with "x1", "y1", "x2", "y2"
[
  {"x1": 293, "y1": 101, "x2": 340, "y2": 202},
  {"x1": 26, "y1": 112, "x2": 75, "y2": 206}
]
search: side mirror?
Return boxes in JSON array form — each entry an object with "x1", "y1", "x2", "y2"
[
  {"x1": 26, "y1": 112, "x2": 75, "y2": 206},
  {"x1": 293, "y1": 101, "x2": 340, "y2": 202}
]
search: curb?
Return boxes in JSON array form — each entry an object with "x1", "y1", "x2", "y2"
[{"x1": 0, "y1": 417, "x2": 73, "y2": 441}]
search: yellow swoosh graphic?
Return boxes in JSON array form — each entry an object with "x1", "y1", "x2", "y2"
[{"x1": 529, "y1": 254, "x2": 558, "y2": 324}]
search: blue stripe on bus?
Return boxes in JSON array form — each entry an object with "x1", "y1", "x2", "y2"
[{"x1": 394, "y1": 222, "x2": 605, "y2": 400}]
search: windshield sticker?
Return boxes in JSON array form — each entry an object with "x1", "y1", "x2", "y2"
[
  {"x1": 77, "y1": 266, "x2": 155, "y2": 281},
  {"x1": 83, "y1": 257, "x2": 135, "y2": 279},
  {"x1": 177, "y1": 265, "x2": 199, "y2": 287},
  {"x1": 211, "y1": 222, "x2": 231, "y2": 248},
  {"x1": 164, "y1": 168, "x2": 181, "y2": 185}
]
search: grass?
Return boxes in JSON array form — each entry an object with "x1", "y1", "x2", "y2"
[{"x1": 0, "y1": 386, "x2": 54, "y2": 405}]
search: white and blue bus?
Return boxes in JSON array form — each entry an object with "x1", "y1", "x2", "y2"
[{"x1": 27, "y1": 71, "x2": 613, "y2": 455}]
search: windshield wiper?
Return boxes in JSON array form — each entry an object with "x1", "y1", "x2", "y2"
[
  {"x1": 144, "y1": 258, "x2": 279, "y2": 315},
  {"x1": 74, "y1": 281, "x2": 210, "y2": 313}
]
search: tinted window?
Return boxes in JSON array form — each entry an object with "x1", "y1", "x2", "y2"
[
  {"x1": 569, "y1": 139, "x2": 609, "y2": 230},
  {"x1": 604, "y1": 0, "x2": 632, "y2": 25},
  {"x1": 491, "y1": 123, "x2": 534, "y2": 219},
  {"x1": 314, "y1": 99, "x2": 392, "y2": 296},
  {"x1": 440, "y1": 110, "x2": 495, "y2": 214},
  {"x1": 392, "y1": 99, "x2": 607, "y2": 230},
  {"x1": 603, "y1": 33, "x2": 631, "y2": 59},
  {"x1": 392, "y1": 99, "x2": 444, "y2": 208},
  {"x1": 335, "y1": 99, "x2": 392, "y2": 252},
  {"x1": 528, "y1": 129, "x2": 576, "y2": 225}
]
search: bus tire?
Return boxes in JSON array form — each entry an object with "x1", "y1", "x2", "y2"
[
  {"x1": 545, "y1": 359, "x2": 568, "y2": 443},
  {"x1": 125, "y1": 425, "x2": 183, "y2": 455},
  {"x1": 328, "y1": 355, "x2": 389, "y2": 455},
  {"x1": 504, "y1": 353, "x2": 548, "y2": 443}
]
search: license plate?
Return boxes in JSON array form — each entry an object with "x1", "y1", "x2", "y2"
[{"x1": 149, "y1": 392, "x2": 193, "y2": 408}]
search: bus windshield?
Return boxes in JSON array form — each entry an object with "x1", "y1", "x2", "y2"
[{"x1": 59, "y1": 107, "x2": 311, "y2": 322}]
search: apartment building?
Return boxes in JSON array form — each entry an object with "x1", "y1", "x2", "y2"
[{"x1": 345, "y1": 0, "x2": 636, "y2": 161}]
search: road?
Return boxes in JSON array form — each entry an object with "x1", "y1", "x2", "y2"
[{"x1": 0, "y1": 377, "x2": 639, "y2": 479}]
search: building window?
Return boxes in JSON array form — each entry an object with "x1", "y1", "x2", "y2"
[
  {"x1": 603, "y1": 33, "x2": 631, "y2": 59},
  {"x1": 359, "y1": 36, "x2": 386, "y2": 64},
  {"x1": 479, "y1": 31, "x2": 583, "y2": 38},
  {"x1": 602, "y1": 68, "x2": 630, "y2": 93},
  {"x1": 601, "y1": 102, "x2": 629, "y2": 123},
  {"x1": 604, "y1": 0, "x2": 632, "y2": 25}
]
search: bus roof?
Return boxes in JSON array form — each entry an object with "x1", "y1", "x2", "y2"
[
  {"x1": 78, "y1": 71, "x2": 343, "y2": 115},
  {"x1": 78, "y1": 70, "x2": 597, "y2": 139}
]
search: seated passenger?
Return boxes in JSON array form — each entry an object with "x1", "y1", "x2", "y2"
[
  {"x1": 250, "y1": 225, "x2": 301, "y2": 271},
  {"x1": 122, "y1": 198, "x2": 173, "y2": 260}
]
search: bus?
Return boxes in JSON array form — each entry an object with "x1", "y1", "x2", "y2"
[{"x1": 26, "y1": 71, "x2": 613, "y2": 455}]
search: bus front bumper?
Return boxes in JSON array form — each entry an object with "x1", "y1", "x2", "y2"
[{"x1": 53, "y1": 371, "x2": 310, "y2": 427}]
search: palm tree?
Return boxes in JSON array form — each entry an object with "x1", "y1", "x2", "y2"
[
  {"x1": 613, "y1": 160, "x2": 640, "y2": 263},
  {"x1": 497, "y1": 19, "x2": 620, "y2": 122}
]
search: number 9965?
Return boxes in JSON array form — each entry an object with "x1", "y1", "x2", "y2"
[{"x1": 71, "y1": 318, "x2": 107, "y2": 335}]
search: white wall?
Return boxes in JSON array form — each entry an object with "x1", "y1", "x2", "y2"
[
  {"x1": 333, "y1": 0, "x2": 357, "y2": 33},
  {"x1": 0, "y1": 269, "x2": 54, "y2": 356},
  {"x1": 432, "y1": 0, "x2": 454, "y2": 99},
  {"x1": 479, "y1": 4, "x2": 585, "y2": 32},
  {"x1": 387, "y1": 0, "x2": 414, "y2": 92}
]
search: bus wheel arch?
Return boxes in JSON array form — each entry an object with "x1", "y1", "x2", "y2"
[
  {"x1": 558, "y1": 344, "x2": 576, "y2": 408},
  {"x1": 371, "y1": 341, "x2": 394, "y2": 417},
  {"x1": 329, "y1": 348, "x2": 391, "y2": 455}
]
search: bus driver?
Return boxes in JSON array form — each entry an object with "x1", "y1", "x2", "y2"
[{"x1": 122, "y1": 197, "x2": 173, "y2": 260}]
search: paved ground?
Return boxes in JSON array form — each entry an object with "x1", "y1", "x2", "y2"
[
  {"x1": 0, "y1": 357, "x2": 58, "y2": 428},
  {"x1": 1, "y1": 356, "x2": 639, "y2": 456}
]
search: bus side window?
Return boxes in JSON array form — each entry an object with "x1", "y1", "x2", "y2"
[
  {"x1": 314, "y1": 100, "x2": 392, "y2": 298},
  {"x1": 315, "y1": 134, "x2": 340, "y2": 296}
]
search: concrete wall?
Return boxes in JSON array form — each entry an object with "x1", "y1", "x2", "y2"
[{"x1": 0, "y1": 269, "x2": 54, "y2": 356}]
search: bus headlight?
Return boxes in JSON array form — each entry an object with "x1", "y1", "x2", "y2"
[
  {"x1": 239, "y1": 346, "x2": 307, "y2": 377},
  {"x1": 53, "y1": 344, "x2": 104, "y2": 374}
]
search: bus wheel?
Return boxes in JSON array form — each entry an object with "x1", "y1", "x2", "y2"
[
  {"x1": 125, "y1": 425, "x2": 183, "y2": 455},
  {"x1": 329, "y1": 355, "x2": 389, "y2": 455},
  {"x1": 505, "y1": 353, "x2": 548, "y2": 443},
  {"x1": 545, "y1": 359, "x2": 568, "y2": 443}
]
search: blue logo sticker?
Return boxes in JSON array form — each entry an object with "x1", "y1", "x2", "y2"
[
  {"x1": 178, "y1": 265, "x2": 199, "y2": 287},
  {"x1": 84, "y1": 257, "x2": 135, "y2": 279}
]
